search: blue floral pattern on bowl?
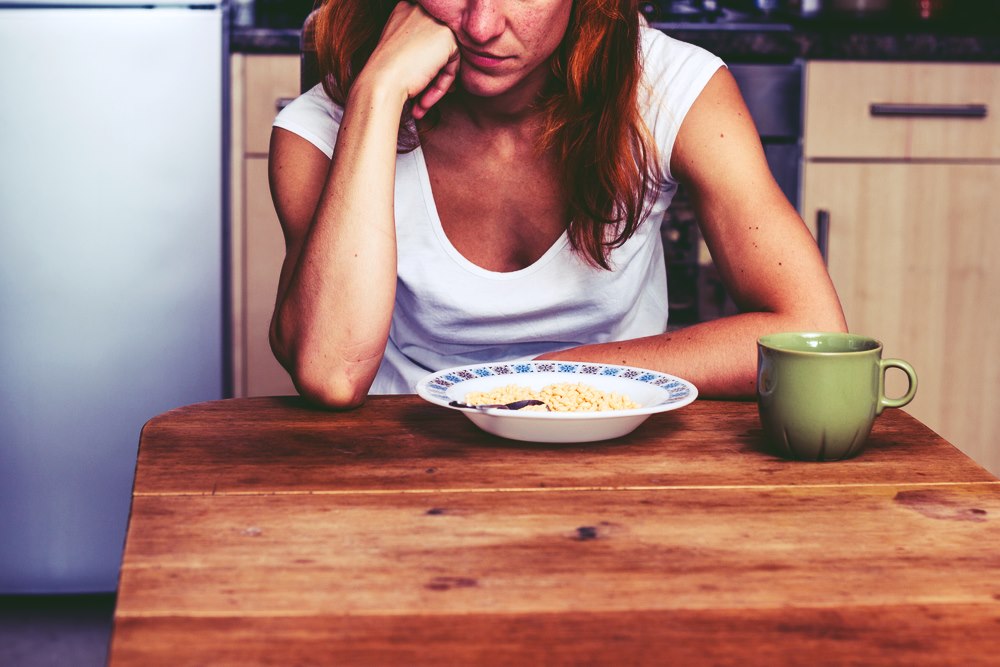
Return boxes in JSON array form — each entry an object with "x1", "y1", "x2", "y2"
[{"x1": 421, "y1": 360, "x2": 695, "y2": 405}]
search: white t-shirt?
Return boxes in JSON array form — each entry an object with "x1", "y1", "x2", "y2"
[{"x1": 273, "y1": 28, "x2": 725, "y2": 394}]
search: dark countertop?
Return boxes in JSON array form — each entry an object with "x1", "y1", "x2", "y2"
[
  {"x1": 661, "y1": 21, "x2": 1000, "y2": 63},
  {"x1": 231, "y1": 17, "x2": 999, "y2": 63},
  {"x1": 231, "y1": 27, "x2": 303, "y2": 55}
]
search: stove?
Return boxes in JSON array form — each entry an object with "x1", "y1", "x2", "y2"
[{"x1": 641, "y1": 0, "x2": 792, "y2": 29}]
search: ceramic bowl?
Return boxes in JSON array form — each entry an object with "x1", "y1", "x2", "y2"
[{"x1": 415, "y1": 360, "x2": 698, "y2": 443}]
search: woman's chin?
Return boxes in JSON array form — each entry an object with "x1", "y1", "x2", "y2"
[
  {"x1": 456, "y1": 73, "x2": 511, "y2": 99},
  {"x1": 455, "y1": 71, "x2": 548, "y2": 109}
]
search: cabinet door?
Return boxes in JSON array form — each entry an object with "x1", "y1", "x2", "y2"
[
  {"x1": 802, "y1": 162, "x2": 1000, "y2": 476},
  {"x1": 231, "y1": 54, "x2": 299, "y2": 397},
  {"x1": 245, "y1": 55, "x2": 300, "y2": 156},
  {"x1": 245, "y1": 158, "x2": 296, "y2": 397}
]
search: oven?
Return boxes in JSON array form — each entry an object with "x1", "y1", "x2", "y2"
[{"x1": 641, "y1": 0, "x2": 790, "y2": 24}]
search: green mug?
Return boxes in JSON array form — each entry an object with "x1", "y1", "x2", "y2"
[{"x1": 756, "y1": 332, "x2": 918, "y2": 461}]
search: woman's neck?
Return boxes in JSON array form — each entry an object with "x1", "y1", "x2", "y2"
[{"x1": 439, "y1": 64, "x2": 554, "y2": 131}]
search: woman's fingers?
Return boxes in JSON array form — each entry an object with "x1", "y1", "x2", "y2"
[
  {"x1": 365, "y1": 2, "x2": 459, "y2": 107},
  {"x1": 412, "y1": 53, "x2": 460, "y2": 119}
]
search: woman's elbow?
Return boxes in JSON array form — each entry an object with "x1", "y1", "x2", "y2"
[
  {"x1": 800, "y1": 292, "x2": 849, "y2": 334},
  {"x1": 293, "y1": 369, "x2": 369, "y2": 410},
  {"x1": 269, "y1": 327, "x2": 371, "y2": 410},
  {"x1": 288, "y1": 350, "x2": 373, "y2": 409}
]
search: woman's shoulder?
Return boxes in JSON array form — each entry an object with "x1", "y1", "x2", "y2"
[
  {"x1": 272, "y1": 84, "x2": 344, "y2": 159},
  {"x1": 637, "y1": 28, "x2": 727, "y2": 121},
  {"x1": 639, "y1": 27, "x2": 726, "y2": 88},
  {"x1": 637, "y1": 28, "x2": 727, "y2": 179}
]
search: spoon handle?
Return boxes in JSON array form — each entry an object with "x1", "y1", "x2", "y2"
[{"x1": 448, "y1": 399, "x2": 547, "y2": 411}]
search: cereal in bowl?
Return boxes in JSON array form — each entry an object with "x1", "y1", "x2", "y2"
[{"x1": 464, "y1": 382, "x2": 639, "y2": 412}]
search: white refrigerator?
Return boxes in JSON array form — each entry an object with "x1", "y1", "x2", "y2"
[{"x1": 0, "y1": 1, "x2": 227, "y2": 593}]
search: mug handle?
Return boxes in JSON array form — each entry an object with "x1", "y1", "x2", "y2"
[{"x1": 878, "y1": 358, "x2": 918, "y2": 415}]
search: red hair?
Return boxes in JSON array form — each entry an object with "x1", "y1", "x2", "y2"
[{"x1": 313, "y1": 0, "x2": 660, "y2": 269}]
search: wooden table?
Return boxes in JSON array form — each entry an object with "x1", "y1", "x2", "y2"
[{"x1": 109, "y1": 396, "x2": 1000, "y2": 665}]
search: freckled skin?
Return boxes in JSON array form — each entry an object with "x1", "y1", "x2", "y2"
[
  {"x1": 419, "y1": 0, "x2": 572, "y2": 100},
  {"x1": 267, "y1": 0, "x2": 849, "y2": 408}
]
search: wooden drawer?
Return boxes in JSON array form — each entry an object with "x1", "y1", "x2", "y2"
[
  {"x1": 804, "y1": 61, "x2": 1000, "y2": 160},
  {"x1": 243, "y1": 54, "x2": 300, "y2": 156}
]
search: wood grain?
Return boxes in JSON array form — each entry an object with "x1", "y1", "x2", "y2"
[
  {"x1": 116, "y1": 485, "x2": 1000, "y2": 617},
  {"x1": 111, "y1": 484, "x2": 1000, "y2": 665},
  {"x1": 111, "y1": 603, "x2": 1000, "y2": 667},
  {"x1": 110, "y1": 398, "x2": 1000, "y2": 665},
  {"x1": 132, "y1": 397, "x2": 996, "y2": 496}
]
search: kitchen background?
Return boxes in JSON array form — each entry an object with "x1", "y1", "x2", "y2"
[{"x1": 1, "y1": 0, "x2": 998, "y2": 664}]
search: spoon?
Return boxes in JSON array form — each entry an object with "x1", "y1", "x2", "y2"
[{"x1": 448, "y1": 399, "x2": 548, "y2": 411}]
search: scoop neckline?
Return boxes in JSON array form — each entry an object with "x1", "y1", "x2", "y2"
[{"x1": 411, "y1": 146, "x2": 571, "y2": 280}]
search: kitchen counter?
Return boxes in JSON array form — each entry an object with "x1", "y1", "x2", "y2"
[
  {"x1": 230, "y1": 27, "x2": 301, "y2": 55},
  {"x1": 662, "y1": 22, "x2": 1000, "y2": 62},
  {"x1": 231, "y1": 17, "x2": 1000, "y2": 62}
]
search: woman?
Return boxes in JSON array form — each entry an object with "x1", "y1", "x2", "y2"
[{"x1": 268, "y1": 0, "x2": 846, "y2": 409}]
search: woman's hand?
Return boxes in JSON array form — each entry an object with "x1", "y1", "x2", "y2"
[
  {"x1": 269, "y1": 3, "x2": 463, "y2": 409},
  {"x1": 362, "y1": 2, "x2": 461, "y2": 119}
]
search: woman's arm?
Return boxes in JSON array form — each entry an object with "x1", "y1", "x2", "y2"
[
  {"x1": 540, "y1": 67, "x2": 847, "y2": 398},
  {"x1": 268, "y1": 4, "x2": 459, "y2": 408}
]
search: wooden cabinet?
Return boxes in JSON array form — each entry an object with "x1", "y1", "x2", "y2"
[
  {"x1": 230, "y1": 53, "x2": 299, "y2": 397},
  {"x1": 802, "y1": 61, "x2": 1000, "y2": 476}
]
